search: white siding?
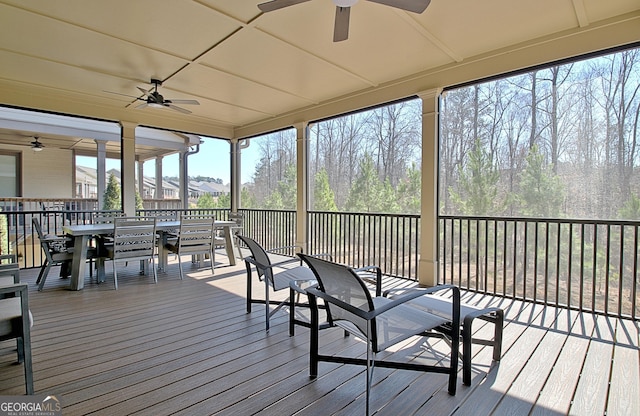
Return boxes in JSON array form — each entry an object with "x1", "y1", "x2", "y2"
[{"x1": 22, "y1": 147, "x2": 74, "y2": 197}]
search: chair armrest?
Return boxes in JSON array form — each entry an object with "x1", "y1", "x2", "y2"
[
  {"x1": 0, "y1": 263, "x2": 20, "y2": 284},
  {"x1": 266, "y1": 244, "x2": 303, "y2": 255},
  {"x1": 0, "y1": 283, "x2": 28, "y2": 296},
  {"x1": 309, "y1": 284, "x2": 460, "y2": 322},
  {"x1": 354, "y1": 265, "x2": 382, "y2": 296},
  {"x1": 244, "y1": 255, "x2": 299, "y2": 272}
]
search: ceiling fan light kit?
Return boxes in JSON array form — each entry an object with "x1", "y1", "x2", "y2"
[
  {"x1": 31, "y1": 137, "x2": 44, "y2": 152},
  {"x1": 258, "y1": 0, "x2": 430, "y2": 41}
]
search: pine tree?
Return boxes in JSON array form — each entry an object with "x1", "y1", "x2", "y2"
[
  {"x1": 240, "y1": 187, "x2": 256, "y2": 208},
  {"x1": 518, "y1": 145, "x2": 564, "y2": 217},
  {"x1": 618, "y1": 194, "x2": 640, "y2": 220},
  {"x1": 313, "y1": 168, "x2": 337, "y2": 211},
  {"x1": 449, "y1": 140, "x2": 500, "y2": 215},
  {"x1": 277, "y1": 165, "x2": 297, "y2": 209},
  {"x1": 135, "y1": 190, "x2": 143, "y2": 210},
  {"x1": 103, "y1": 173, "x2": 121, "y2": 210},
  {"x1": 346, "y1": 153, "x2": 385, "y2": 213},
  {"x1": 397, "y1": 162, "x2": 421, "y2": 214}
]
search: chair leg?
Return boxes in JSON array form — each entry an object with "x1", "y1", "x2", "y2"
[
  {"x1": 309, "y1": 293, "x2": 319, "y2": 378},
  {"x1": 178, "y1": 254, "x2": 184, "y2": 280},
  {"x1": 35, "y1": 259, "x2": 48, "y2": 284},
  {"x1": 20, "y1": 335, "x2": 34, "y2": 395},
  {"x1": 462, "y1": 323, "x2": 472, "y2": 385},
  {"x1": 289, "y1": 286, "x2": 296, "y2": 336},
  {"x1": 265, "y1": 277, "x2": 270, "y2": 331},
  {"x1": 37, "y1": 262, "x2": 52, "y2": 291},
  {"x1": 365, "y1": 332, "x2": 375, "y2": 416},
  {"x1": 151, "y1": 257, "x2": 157, "y2": 284},
  {"x1": 113, "y1": 261, "x2": 118, "y2": 290},
  {"x1": 246, "y1": 262, "x2": 253, "y2": 314},
  {"x1": 59, "y1": 260, "x2": 71, "y2": 278},
  {"x1": 16, "y1": 338, "x2": 24, "y2": 363}
]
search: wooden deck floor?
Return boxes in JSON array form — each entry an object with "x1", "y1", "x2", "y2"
[{"x1": 1, "y1": 254, "x2": 638, "y2": 415}]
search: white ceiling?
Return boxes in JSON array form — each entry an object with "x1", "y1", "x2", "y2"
[{"x1": 0, "y1": 0, "x2": 638, "y2": 142}]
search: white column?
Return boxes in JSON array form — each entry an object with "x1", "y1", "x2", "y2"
[
  {"x1": 120, "y1": 121, "x2": 137, "y2": 216},
  {"x1": 418, "y1": 89, "x2": 442, "y2": 287},
  {"x1": 230, "y1": 138, "x2": 240, "y2": 212},
  {"x1": 155, "y1": 156, "x2": 163, "y2": 199},
  {"x1": 95, "y1": 139, "x2": 107, "y2": 209},
  {"x1": 295, "y1": 122, "x2": 309, "y2": 252},
  {"x1": 137, "y1": 159, "x2": 144, "y2": 202},
  {"x1": 179, "y1": 149, "x2": 189, "y2": 209}
]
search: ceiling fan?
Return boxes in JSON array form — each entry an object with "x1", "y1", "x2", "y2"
[
  {"x1": 31, "y1": 136, "x2": 44, "y2": 152},
  {"x1": 106, "y1": 79, "x2": 200, "y2": 114},
  {"x1": 258, "y1": 0, "x2": 431, "y2": 42}
]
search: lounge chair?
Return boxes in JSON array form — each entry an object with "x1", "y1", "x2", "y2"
[{"x1": 299, "y1": 253, "x2": 460, "y2": 416}]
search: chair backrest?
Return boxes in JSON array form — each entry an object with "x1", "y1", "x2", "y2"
[
  {"x1": 111, "y1": 217, "x2": 156, "y2": 261},
  {"x1": 177, "y1": 215, "x2": 215, "y2": 255},
  {"x1": 228, "y1": 212, "x2": 244, "y2": 230},
  {"x1": 298, "y1": 253, "x2": 374, "y2": 336},
  {"x1": 94, "y1": 211, "x2": 124, "y2": 224},
  {"x1": 147, "y1": 211, "x2": 177, "y2": 222},
  {"x1": 236, "y1": 235, "x2": 272, "y2": 279},
  {"x1": 31, "y1": 217, "x2": 57, "y2": 263}
]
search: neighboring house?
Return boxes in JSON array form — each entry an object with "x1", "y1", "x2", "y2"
[
  {"x1": 75, "y1": 166, "x2": 180, "y2": 200},
  {"x1": 75, "y1": 165, "x2": 98, "y2": 198},
  {"x1": 186, "y1": 180, "x2": 230, "y2": 205}
]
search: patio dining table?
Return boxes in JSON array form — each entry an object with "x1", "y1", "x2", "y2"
[{"x1": 62, "y1": 220, "x2": 238, "y2": 290}]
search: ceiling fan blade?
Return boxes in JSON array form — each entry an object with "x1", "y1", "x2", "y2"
[
  {"x1": 103, "y1": 90, "x2": 144, "y2": 100},
  {"x1": 258, "y1": 0, "x2": 311, "y2": 12},
  {"x1": 168, "y1": 99, "x2": 200, "y2": 105},
  {"x1": 135, "y1": 102, "x2": 149, "y2": 109},
  {"x1": 366, "y1": 0, "x2": 431, "y2": 13},
  {"x1": 166, "y1": 104, "x2": 192, "y2": 114},
  {"x1": 136, "y1": 86, "x2": 153, "y2": 98},
  {"x1": 333, "y1": 6, "x2": 350, "y2": 42}
]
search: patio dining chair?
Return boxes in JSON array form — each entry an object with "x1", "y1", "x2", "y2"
[
  {"x1": 32, "y1": 217, "x2": 98, "y2": 291},
  {"x1": 164, "y1": 214, "x2": 219, "y2": 279},
  {"x1": 237, "y1": 235, "x2": 319, "y2": 332},
  {"x1": 226, "y1": 211, "x2": 244, "y2": 258},
  {"x1": 105, "y1": 217, "x2": 157, "y2": 289},
  {"x1": 0, "y1": 264, "x2": 34, "y2": 394},
  {"x1": 298, "y1": 253, "x2": 460, "y2": 416}
]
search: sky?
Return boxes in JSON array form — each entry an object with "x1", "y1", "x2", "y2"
[{"x1": 77, "y1": 136, "x2": 262, "y2": 184}]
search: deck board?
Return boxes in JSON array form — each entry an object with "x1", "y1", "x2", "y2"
[{"x1": 0, "y1": 256, "x2": 637, "y2": 415}]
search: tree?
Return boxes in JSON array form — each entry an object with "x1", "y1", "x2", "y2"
[
  {"x1": 449, "y1": 140, "x2": 500, "y2": 215},
  {"x1": 346, "y1": 153, "x2": 388, "y2": 213},
  {"x1": 216, "y1": 193, "x2": 230, "y2": 209},
  {"x1": 197, "y1": 193, "x2": 215, "y2": 209},
  {"x1": 103, "y1": 173, "x2": 121, "y2": 210},
  {"x1": 517, "y1": 145, "x2": 564, "y2": 217},
  {"x1": 240, "y1": 186, "x2": 256, "y2": 208},
  {"x1": 396, "y1": 162, "x2": 421, "y2": 214},
  {"x1": 618, "y1": 194, "x2": 640, "y2": 219},
  {"x1": 0, "y1": 213, "x2": 9, "y2": 256},
  {"x1": 313, "y1": 168, "x2": 337, "y2": 211}
]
